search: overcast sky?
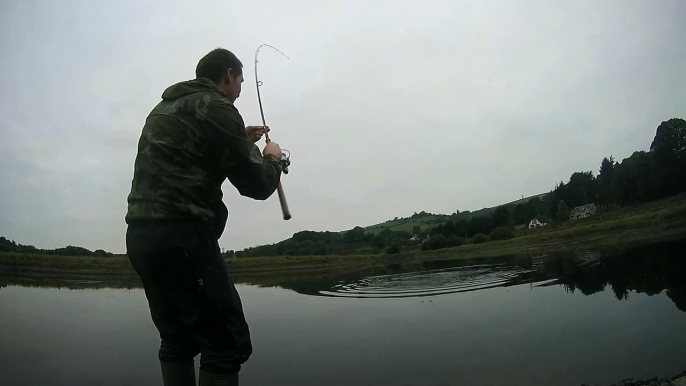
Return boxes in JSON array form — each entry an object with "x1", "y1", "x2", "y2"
[{"x1": 1, "y1": 0, "x2": 685, "y2": 253}]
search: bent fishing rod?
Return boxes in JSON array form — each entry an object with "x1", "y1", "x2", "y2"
[{"x1": 255, "y1": 44, "x2": 292, "y2": 220}]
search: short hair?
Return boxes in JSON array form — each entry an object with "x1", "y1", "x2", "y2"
[{"x1": 195, "y1": 48, "x2": 243, "y2": 83}]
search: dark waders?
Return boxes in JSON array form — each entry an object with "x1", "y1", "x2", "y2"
[{"x1": 126, "y1": 220, "x2": 251, "y2": 386}]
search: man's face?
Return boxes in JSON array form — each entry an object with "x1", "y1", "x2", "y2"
[{"x1": 222, "y1": 69, "x2": 243, "y2": 103}]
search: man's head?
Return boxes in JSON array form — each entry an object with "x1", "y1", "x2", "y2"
[{"x1": 196, "y1": 48, "x2": 244, "y2": 103}]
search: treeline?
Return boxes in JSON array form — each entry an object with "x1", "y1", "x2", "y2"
[
  {"x1": 0, "y1": 236, "x2": 114, "y2": 257},
  {"x1": 548, "y1": 119, "x2": 686, "y2": 213},
  {"x1": 419, "y1": 118, "x2": 686, "y2": 248},
  {"x1": 232, "y1": 227, "x2": 410, "y2": 258}
]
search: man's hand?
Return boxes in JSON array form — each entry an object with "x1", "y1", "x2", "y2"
[
  {"x1": 263, "y1": 142, "x2": 282, "y2": 160},
  {"x1": 246, "y1": 126, "x2": 269, "y2": 143}
]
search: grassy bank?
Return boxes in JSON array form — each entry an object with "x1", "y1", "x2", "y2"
[{"x1": 2, "y1": 194, "x2": 685, "y2": 289}]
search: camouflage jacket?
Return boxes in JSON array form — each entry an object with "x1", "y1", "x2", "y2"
[{"x1": 125, "y1": 78, "x2": 281, "y2": 237}]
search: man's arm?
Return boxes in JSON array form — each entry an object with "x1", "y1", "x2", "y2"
[{"x1": 204, "y1": 104, "x2": 281, "y2": 200}]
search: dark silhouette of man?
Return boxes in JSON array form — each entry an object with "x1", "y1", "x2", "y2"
[{"x1": 126, "y1": 48, "x2": 283, "y2": 386}]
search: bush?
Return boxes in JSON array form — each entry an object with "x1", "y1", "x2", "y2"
[
  {"x1": 445, "y1": 235, "x2": 466, "y2": 248},
  {"x1": 489, "y1": 227, "x2": 514, "y2": 241},
  {"x1": 473, "y1": 233, "x2": 488, "y2": 244},
  {"x1": 385, "y1": 243, "x2": 402, "y2": 254},
  {"x1": 425, "y1": 234, "x2": 447, "y2": 250},
  {"x1": 371, "y1": 234, "x2": 386, "y2": 249},
  {"x1": 371, "y1": 247, "x2": 381, "y2": 254}
]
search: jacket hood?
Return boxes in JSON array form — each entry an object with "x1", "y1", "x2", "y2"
[{"x1": 161, "y1": 78, "x2": 225, "y2": 101}]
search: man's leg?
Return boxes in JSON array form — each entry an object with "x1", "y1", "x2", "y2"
[
  {"x1": 127, "y1": 222, "x2": 252, "y2": 385},
  {"x1": 189, "y1": 240, "x2": 253, "y2": 384},
  {"x1": 127, "y1": 225, "x2": 203, "y2": 386}
]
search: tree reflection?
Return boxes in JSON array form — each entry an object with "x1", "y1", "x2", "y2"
[
  {"x1": 279, "y1": 240, "x2": 686, "y2": 310},
  {"x1": 2, "y1": 240, "x2": 684, "y2": 311},
  {"x1": 542, "y1": 240, "x2": 686, "y2": 311}
]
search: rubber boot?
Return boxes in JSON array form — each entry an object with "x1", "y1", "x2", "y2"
[
  {"x1": 160, "y1": 361, "x2": 196, "y2": 386},
  {"x1": 198, "y1": 368, "x2": 239, "y2": 386}
]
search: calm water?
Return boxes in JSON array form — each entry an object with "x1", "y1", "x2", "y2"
[{"x1": 1, "y1": 241, "x2": 685, "y2": 386}]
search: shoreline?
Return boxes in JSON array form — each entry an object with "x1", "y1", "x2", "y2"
[
  {"x1": 1, "y1": 194, "x2": 685, "y2": 288},
  {"x1": 1, "y1": 218, "x2": 685, "y2": 290}
]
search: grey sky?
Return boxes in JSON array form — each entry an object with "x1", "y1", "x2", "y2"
[{"x1": 1, "y1": 0, "x2": 685, "y2": 253}]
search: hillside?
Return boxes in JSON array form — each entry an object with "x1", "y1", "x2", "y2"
[
  {"x1": 226, "y1": 191, "x2": 555, "y2": 257},
  {"x1": 364, "y1": 193, "x2": 548, "y2": 235}
]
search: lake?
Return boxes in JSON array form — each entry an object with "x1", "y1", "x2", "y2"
[{"x1": 1, "y1": 240, "x2": 685, "y2": 385}]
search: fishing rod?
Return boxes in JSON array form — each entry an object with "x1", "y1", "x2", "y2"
[{"x1": 255, "y1": 44, "x2": 292, "y2": 220}]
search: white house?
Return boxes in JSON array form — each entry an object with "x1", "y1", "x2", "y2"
[
  {"x1": 569, "y1": 203, "x2": 597, "y2": 220},
  {"x1": 528, "y1": 215, "x2": 550, "y2": 229}
]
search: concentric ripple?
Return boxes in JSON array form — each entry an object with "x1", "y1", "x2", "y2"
[{"x1": 318, "y1": 264, "x2": 538, "y2": 298}]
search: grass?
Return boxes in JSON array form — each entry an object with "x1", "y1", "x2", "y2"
[
  {"x1": 2, "y1": 194, "x2": 685, "y2": 289},
  {"x1": 0, "y1": 253, "x2": 132, "y2": 271},
  {"x1": 365, "y1": 216, "x2": 440, "y2": 235}
]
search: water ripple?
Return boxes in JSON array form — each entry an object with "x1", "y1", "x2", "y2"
[{"x1": 318, "y1": 264, "x2": 538, "y2": 298}]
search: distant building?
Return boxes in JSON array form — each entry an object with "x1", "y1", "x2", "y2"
[
  {"x1": 528, "y1": 215, "x2": 551, "y2": 229},
  {"x1": 569, "y1": 203, "x2": 597, "y2": 220}
]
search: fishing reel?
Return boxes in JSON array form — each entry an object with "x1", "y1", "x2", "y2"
[{"x1": 279, "y1": 149, "x2": 291, "y2": 174}]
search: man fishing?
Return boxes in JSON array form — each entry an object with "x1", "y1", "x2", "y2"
[{"x1": 125, "y1": 48, "x2": 283, "y2": 386}]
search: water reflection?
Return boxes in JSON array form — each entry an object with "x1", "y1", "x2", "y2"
[
  {"x1": 1, "y1": 241, "x2": 685, "y2": 386},
  {"x1": 2, "y1": 241, "x2": 685, "y2": 311},
  {"x1": 318, "y1": 262, "x2": 539, "y2": 298},
  {"x1": 278, "y1": 241, "x2": 686, "y2": 311},
  {"x1": 541, "y1": 241, "x2": 686, "y2": 311}
]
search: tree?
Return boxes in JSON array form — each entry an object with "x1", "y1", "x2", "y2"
[
  {"x1": 556, "y1": 200, "x2": 570, "y2": 221},
  {"x1": 429, "y1": 223, "x2": 443, "y2": 237},
  {"x1": 392, "y1": 231, "x2": 411, "y2": 242},
  {"x1": 379, "y1": 228, "x2": 393, "y2": 239},
  {"x1": 371, "y1": 235, "x2": 386, "y2": 249},
  {"x1": 567, "y1": 171, "x2": 597, "y2": 207},
  {"x1": 491, "y1": 206, "x2": 510, "y2": 228},
  {"x1": 297, "y1": 240, "x2": 314, "y2": 255},
  {"x1": 313, "y1": 241, "x2": 328, "y2": 255},
  {"x1": 597, "y1": 156, "x2": 616, "y2": 205},
  {"x1": 512, "y1": 203, "x2": 525, "y2": 224},
  {"x1": 442, "y1": 221, "x2": 456, "y2": 236},
  {"x1": 385, "y1": 244, "x2": 402, "y2": 254},
  {"x1": 292, "y1": 230, "x2": 320, "y2": 243},
  {"x1": 468, "y1": 216, "x2": 491, "y2": 236},
  {"x1": 548, "y1": 182, "x2": 565, "y2": 220},
  {"x1": 425, "y1": 234, "x2": 446, "y2": 250},
  {"x1": 489, "y1": 227, "x2": 513, "y2": 241},
  {"x1": 0, "y1": 237, "x2": 17, "y2": 252},
  {"x1": 344, "y1": 226, "x2": 366, "y2": 242},
  {"x1": 473, "y1": 233, "x2": 488, "y2": 244},
  {"x1": 445, "y1": 235, "x2": 466, "y2": 247},
  {"x1": 650, "y1": 118, "x2": 686, "y2": 196},
  {"x1": 523, "y1": 197, "x2": 542, "y2": 223},
  {"x1": 455, "y1": 220, "x2": 469, "y2": 238},
  {"x1": 611, "y1": 151, "x2": 654, "y2": 205},
  {"x1": 412, "y1": 225, "x2": 421, "y2": 236}
]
